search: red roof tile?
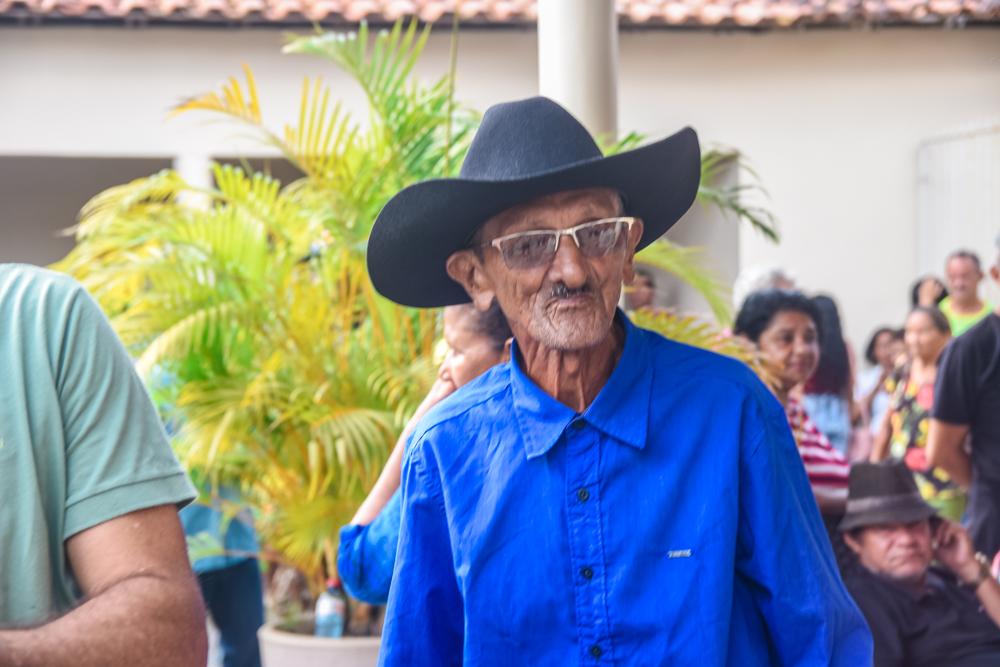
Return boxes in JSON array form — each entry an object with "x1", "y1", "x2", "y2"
[{"x1": 1, "y1": 0, "x2": 996, "y2": 26}]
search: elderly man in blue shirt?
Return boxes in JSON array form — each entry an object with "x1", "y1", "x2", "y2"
[{"x1": 366, "y1": 96, "x2": 872, "y2": 666}]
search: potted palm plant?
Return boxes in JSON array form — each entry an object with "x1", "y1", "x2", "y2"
[{"x1": 54, "y1": 19, "x2": 777, "y2": 667}]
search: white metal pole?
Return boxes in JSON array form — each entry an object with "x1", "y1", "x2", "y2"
[
  {"x1": 173, "y1": 152, "x2": 213, "y2": 209},
  {"x1": 537, "y1": 0, "x2": 619, "y2": 141}
]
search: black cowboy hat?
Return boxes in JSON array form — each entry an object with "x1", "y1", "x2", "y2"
[
  {"x1": 838, "y1": 460, "x2": 938, "y2": 532},
  {"x1": 366, "y1": 96, "x2": 701, "y2": 308}
]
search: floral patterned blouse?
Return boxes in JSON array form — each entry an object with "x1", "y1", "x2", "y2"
[{"x1": 885, "y1": 364, "x2": 965, "y2": 519}]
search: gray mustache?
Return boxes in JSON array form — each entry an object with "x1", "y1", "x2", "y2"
[{"x1": 551, "y1": 283, "x2": 590, "y2": 299}]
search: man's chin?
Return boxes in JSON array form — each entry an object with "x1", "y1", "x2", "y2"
[
  {"x1": 882, "y1": 560, "x2": 930, "y2": 583},
  {"x1": 533, "y1": 309, "x2": 615, "y2": 352}
]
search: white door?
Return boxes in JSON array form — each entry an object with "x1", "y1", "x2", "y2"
[{"x1": 916, "y1": 122, "x2": 1000, "y2": 305}]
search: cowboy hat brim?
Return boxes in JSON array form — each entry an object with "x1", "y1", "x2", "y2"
[{"x1": 366, "y1": 126, "x2": 701, "y2": 308}]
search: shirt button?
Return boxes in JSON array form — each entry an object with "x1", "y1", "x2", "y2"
[
  {"x1": 571, "y1": 419, "x2": 585, "y2": 431},
  {"x1": 580, "y1": 566, "x2": 594, "y2": 580},
  {"x1": 590, "y1": 644, "x2": 603, "y2": 659},
  {"x1": 577, "y1": 488, "x2": 590, "y2": 502}
]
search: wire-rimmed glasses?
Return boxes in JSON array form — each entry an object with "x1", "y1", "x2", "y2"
[{"x1": 481, "y1": 217, "x2": 636, "y2": 270}]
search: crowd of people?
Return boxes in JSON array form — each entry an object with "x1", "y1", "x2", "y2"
[
  {"x1": 5, "y1": 92, "x2": 999, "y2": 667},
  {"x1": 724, "y1": 246, "x2": 1000, "y2": 666}
]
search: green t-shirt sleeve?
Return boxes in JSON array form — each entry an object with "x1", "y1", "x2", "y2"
[{"x1": 56, "y1": 283, "x2": 196, "y2": 540}]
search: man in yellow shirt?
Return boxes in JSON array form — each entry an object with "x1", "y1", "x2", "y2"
[{"x1": 940, "y1": 250, "x2": 993, "y2": 337}]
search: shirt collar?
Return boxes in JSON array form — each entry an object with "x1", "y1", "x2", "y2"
[{"x1": 509, "y1": 311, "x2": 652, "y2": 460}]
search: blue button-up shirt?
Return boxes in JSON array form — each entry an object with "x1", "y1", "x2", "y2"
[
  {"x1": 380, "y1": 314, "x2": 872, "y2": 666},
  {"x1": 338, "y1": 489, "x2": 402, "y2": 604}
]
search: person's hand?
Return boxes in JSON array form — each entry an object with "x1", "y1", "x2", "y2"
[
  {"x1": 409, "y1": 376, "x2": 457, "y2": 426},
  {"x1": 932, "y1": 519, "x2": 980, "y2": 583},
  {"x1": 849, "y1": 399, "x2": 863, "y2": 426},
  {"x1": 917, "y1": 278, "x2": 944, "y2": 307}
]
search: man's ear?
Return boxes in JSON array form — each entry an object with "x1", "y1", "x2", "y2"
[
  {"x1": 502, "y1": 337, "x2": 513, "y2": 363},
  {"x1": 446, "y1": 250, "x2": 497, "y2": 312},
  {"x1": 621, "y1": 218, "x2": 645, "y2": 285},
  {"x1": 842, "y1": 530, "x2": 864, "y2": 557}
]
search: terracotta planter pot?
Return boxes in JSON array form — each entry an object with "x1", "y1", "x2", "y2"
[{"x1": 258, "y1": 623, "x2": 380, "y2": 667}]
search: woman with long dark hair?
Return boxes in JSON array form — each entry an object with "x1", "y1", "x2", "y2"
[
  {"x1": 734, "y1": 290, "x2": 849, "y2": 518},
  {"x1": 871, "y1": 306, "x2": 964, "y2": 520},
  {"x1": 802, "y1": 295, "x2": 854, "y2": 456}
]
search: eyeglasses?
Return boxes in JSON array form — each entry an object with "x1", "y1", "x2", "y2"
[{"x1": 481, "y1": 217, "x2": 636, "y2": 270}]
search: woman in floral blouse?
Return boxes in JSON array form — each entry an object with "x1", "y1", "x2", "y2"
[{"x1": 871, "y1": 306, "x2": 965, "y2": 519}]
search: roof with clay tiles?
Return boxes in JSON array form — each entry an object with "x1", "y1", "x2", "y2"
[{"x1": 1, "y1": 0, "x2": 997, "y2": 27}]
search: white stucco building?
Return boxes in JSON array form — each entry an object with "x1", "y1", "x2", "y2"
[{"x1": 1, "y1": 0, "x2": 998, "y2": 349}]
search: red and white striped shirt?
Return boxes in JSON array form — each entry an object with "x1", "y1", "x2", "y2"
[{"x1": 785, "y1": 398, "x2": 850, "y2": 506}]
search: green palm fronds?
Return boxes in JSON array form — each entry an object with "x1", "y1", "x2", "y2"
[
  {"x1": 635, "y1": 239, "x2": 732, "y2": 324},
  {"x1": 698, "y1": 148, "x2": 779, "y2": 243},
  {"x1": 631, "y1": 309, "x2": 778, "y2": 392},
  {"x1": 53, "y1": 19, "x2": 779, "y2": 591}
]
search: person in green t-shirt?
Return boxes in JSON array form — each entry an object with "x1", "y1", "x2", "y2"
[
  {"x1": 0, "y1": 264, "x2": 207, "y2": 667},
  {"x1": 940, "y1": 250, "x2": 993, "y2": 337}
]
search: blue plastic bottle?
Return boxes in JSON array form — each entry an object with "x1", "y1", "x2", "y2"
[{"x1": 314, "y1": 577, "x2": 347, "y2": 638}]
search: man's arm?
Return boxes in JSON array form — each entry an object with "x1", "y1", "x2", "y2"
[
  {"x1": 928, "y1": 337, "x2": 976, "y2": 489},
  {"x1": 926, "y1": 420, "x2": 972, "y2": 489},
  {"x1": 378, "y1": 436, "x2": 463, "y2": 667},
  {"x1": 870, "y1": 410, "x2": 893, "y2": 462},
  {"x1": 933, "y1": 519, "x2": 1000, "y2": 627},
  {"x1": 0, "y1": 505, "x2": 207, "y2": 667},
  {"x1": 737, "y1": 391, "x2": 873, "y2": 666}
]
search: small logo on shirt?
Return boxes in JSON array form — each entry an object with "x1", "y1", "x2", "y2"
[{"x1": 667, "y1": 549, "x2": 693, "y2": 559}]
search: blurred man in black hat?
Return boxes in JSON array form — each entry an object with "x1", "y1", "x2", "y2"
[
  {"x1": 369, "y1": 96, "x2": 870, "y2": 666},
  {"x1": 841, "y1": 460, "x2": 1000, "y2": 667}
]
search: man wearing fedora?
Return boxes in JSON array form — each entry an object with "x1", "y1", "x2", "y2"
[
  {"x1": 840, "y1": 460, "x2": 1000, "y2": 667},
  {"x1": 368, "y1": 97, "x2": 871, "y2": 665}
]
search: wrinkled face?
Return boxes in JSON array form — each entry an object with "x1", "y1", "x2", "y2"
[
  {"x1": 756, "y1": 310, "x2": 820, "y2": 393},
  {"x1": 446, "y1": 188, "x2": 643, "y2": 352},
  {"x1": 945, "y1": 257, "x2": 982, "y2": 302},
  {"x1": 438, "y1": 306, "x2": 506, "y2": 390},
  {"x1": 904, "y1": 310, "x2": 949, "y2": 363},
  {"x1": 845, "y1": 520, "x2": 933, "y2": 584},
  {"x1": 626, "y1": 273, "x2": 655, "y2": 310}
]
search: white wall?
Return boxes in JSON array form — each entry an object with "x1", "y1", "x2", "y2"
[{"x1": 1, "y1": 25, "x2": 998, "y2": 349}]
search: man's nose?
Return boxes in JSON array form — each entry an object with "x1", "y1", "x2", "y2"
[
  {"x1": 892, "y1": 526, "x2": 919, "y2": 545},
  {"x1": 547, "y1": 234, "x2": 588, "y2": 288}
]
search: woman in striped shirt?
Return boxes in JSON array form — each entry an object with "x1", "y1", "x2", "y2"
[{"x1": 735, "y1": 289, "x2": 850, "y2": 518}]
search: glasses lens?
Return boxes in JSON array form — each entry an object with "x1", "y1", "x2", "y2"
[
  {"x1": 576, "y1": 220, "x2": 623, "y2": 257},
  {"x1": 499, "y1": 233, "x2": 557, "y2": 269}
]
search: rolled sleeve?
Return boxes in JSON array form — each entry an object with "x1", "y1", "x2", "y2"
[
  {"x1": 58, "y1": 285, "x2": 195, "y2": 539},
  {"x1": 338, "y1": 490, "x2": 402, "y2": 605},
  {"x1": 932, "y1": 339, "x2": 975, "y2": 425}
]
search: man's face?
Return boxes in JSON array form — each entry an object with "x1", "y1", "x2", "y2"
[
  {"x1": 844, "y1": 520, "x2": 934, "y2": 584},
  {"x1": 446, "y1": 188, "x2": 643, "y2": 352},
  {"x1": 945, "y1": 257, "x2": 983, "y2": 302}
]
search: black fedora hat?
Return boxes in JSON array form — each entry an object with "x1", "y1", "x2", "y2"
[
  {"x1": 366, "y1": 96, "x2": 701, "y2": 308},
  {"x1": 838, "y1": 460, "x2": 938, "y2": 532}
]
